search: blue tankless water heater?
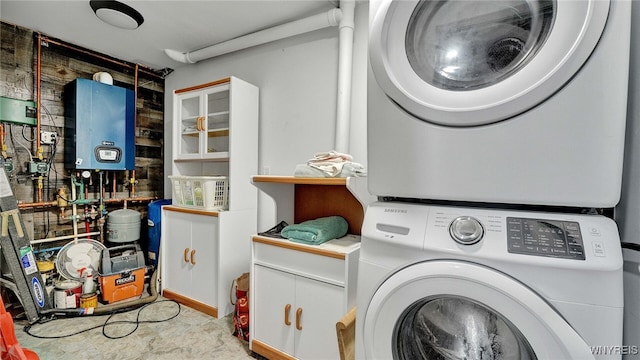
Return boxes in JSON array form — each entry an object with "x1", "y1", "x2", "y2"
[{"x1": 64, "y1": 78, "x2": 135, "y2": 170}]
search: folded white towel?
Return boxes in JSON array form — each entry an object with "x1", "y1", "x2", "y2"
[
  {"x1": 342, "y1": 162, "x2": 367, "y2": 176},
  {"x1": 299, "y1": 150, "x2": 367, "y2": 177},
  {"x1": 308, "y1": 161, "x2": 346, "y2": 177},
  {"x1": 294, "y1": 163, "x2": 367, "y2": 178},
  {"x1": 310, "y1": 151, "x2": 353, "y2": 162}
]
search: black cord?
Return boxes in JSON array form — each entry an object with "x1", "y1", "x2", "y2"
[
  {"x1": 621, "y1": 242, "x2": 640, "y2": 252},
  {"x1": 23, "y1": 300, "x2": 181, "y2": 340}
]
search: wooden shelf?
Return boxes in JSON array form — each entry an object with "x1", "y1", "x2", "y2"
[
  {"x1": 163, "y1": 205, "x2": 220, "y2": 217},
  {"x1": 207, "y1": 128, "x2": 229, "y2": 137},
  {"x1": 252, "y1": 175, "x2": 348, "y2": 185}
]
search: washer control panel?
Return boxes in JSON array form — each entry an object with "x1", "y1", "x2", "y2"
[{"x1": 507, "y1": 217, "x2": 585, "y2": 260}]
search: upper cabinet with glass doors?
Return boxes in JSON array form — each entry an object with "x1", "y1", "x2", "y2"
[{"x1": 174, "y1": 77, "x2": 255, "y2": 161}]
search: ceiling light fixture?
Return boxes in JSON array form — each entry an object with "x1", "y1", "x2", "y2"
[{"x1": 89, "y1": 0, "x2": 144, "y2": 30}]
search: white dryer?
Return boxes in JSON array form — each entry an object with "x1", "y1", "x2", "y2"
[
  {"x1": 367, "y1": 0, "x2": 632, "y2": 207},
  {"x1": 356, "y1": 202, "x2": 624, "y2": 359}
]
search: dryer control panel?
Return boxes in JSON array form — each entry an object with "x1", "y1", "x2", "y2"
[{"x1": 506, "y1": 217, "x2": 585, "y2": 260}]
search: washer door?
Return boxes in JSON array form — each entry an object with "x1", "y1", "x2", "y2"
[
  {"x1": 369, "y1": 0, "x2": 610, "y2": 126},
  {"x1": 362, "y1": 261, "x2": 594, "y2": 359}
]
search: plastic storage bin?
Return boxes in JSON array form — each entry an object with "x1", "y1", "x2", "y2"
[{"x1": 169, "y1": 175, "x2": 229, "y2": 211}]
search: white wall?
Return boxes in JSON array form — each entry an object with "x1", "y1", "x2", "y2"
[{"x1": 164, "y1": 2, "x2": 369, "y2": 231}]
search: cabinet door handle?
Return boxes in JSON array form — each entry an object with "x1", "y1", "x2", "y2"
[
  {"x1": 183, "y1": 248, "x2": 190, "y2": 263},
  {"x1": 190, "y1": 249, "x2": 196, "y2": 265},
  {"x1": 284, "y1": 304, "x2": 292, "y2": 326},
  {"x1": 196, "y1": 116, "x2": 205, "y2": 131},
  {"x1": 296, "y1": 307, "x2": 303, "y2": 330}
]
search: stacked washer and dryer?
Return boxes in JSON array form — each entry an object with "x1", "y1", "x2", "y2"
[{"x1": 358, "y1": 0, "x2": 632, "y2": 359}]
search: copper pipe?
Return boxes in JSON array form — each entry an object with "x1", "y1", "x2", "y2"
[
  {"x1": 18, "y1": 200, "x2": 57, "y2": 209},
  {"x1": 101, "y1": 173, "x2": 105, "y2": 199},
  {"x1": 131, "y1": 170, "x2": 136, "y2": 198},
  {"x1": 37, "y1": 34, "x2": 163, "y2": 79},
  {"x1": 112, "y1": 171, "x2": 117, "y2": 197}
]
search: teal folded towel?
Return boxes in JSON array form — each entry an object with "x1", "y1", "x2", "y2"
[{"x1": 281, "y1": 216, "x2": 349, "y2": 245}]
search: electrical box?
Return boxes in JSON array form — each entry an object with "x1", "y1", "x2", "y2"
[
  {"x1": 64, "y1": 78, "x2": 135, "y2": 170},
  {"x1": 0, "y1": 97, "x2": 36, "y2": 125}
]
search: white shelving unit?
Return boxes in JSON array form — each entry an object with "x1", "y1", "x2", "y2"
[
  {"x1": 160, "y1": 77, "x2": 259, "y2": 318},
  {"x1": 249, "y1": 176, "x2": 373, "y2": 360}
]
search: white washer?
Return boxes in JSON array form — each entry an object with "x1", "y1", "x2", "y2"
[
  {"x1": 356, "y1": 202, "x2": 624, "y2": 359},
  {"x1": 367, "y1": 0, "x2": 632, "y2": 207}
]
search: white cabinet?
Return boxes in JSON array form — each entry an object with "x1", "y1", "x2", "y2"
[
  {"x1": 252, "y1": 238, "x2": 358, "y2": 360},
  {"x1": 161, "y1": 209, "x2": 218, "y2": 315},
  {"x1": 249, "y1": 176, "x2": 373, "y2": 360},
  {"x1": 161, "y1": 206, "x2": 256, "y2": 318},
  {"x1": 161, "y1": 76, "x2": 258, "y2": 318}
]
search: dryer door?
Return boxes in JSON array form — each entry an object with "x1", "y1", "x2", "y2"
[
  {"x1": 369, "y1": 0, "x2": 610, "y2": 126},
  {"x1": 362, "y1": 260, "x2": 594, "y2": 359}
]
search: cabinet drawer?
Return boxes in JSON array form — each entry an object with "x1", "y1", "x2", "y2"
[{"x1": 253, "y1": 241, "x2": 346, "y2": 286}]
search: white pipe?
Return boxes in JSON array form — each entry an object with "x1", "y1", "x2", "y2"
[
  {"x1": 335, "y1": 0, "x2": 356, "y2": 154},
  {"x1": 165, "y1": 8, "x2": 343, "y2": 64},
  {"x1": 31, "y1": 232, "x2": 101, "y2": 245},
  {"x1": 71, "y1": 176, "x2": 78, "y2": 238}
]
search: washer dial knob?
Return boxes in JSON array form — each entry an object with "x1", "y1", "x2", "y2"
[{"x1": 449, "y1": 216, "x2": 484, "y2": 245}]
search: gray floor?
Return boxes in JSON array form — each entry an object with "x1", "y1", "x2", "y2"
[{"x1": 12, "y1": 296, "x2": 254, "y2": 360}]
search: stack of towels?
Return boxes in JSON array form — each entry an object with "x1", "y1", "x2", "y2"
[
  {"x1": 281, "y1": 216, "x2": 348, "y2": 245},
  {"x1": 294, "y1": 151, "x2": 366, "y2": 178}
]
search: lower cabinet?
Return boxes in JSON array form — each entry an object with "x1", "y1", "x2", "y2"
[
  {"x1": 161, "y1": 206, "x2": 256, "y2": 318},
  {"x1": 251, "y1": 236, "x2": 360, "y2": 360},
  {"x1": 253, "y1": 265, "x2": 344, "y2": 359},
  {"x1": 161, "y1": 208, "x2": 219, "y2": 316}
]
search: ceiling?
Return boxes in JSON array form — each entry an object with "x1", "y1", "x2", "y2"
[{"x1": 0, "y1": 0, "x2": 339, "y2": 72}]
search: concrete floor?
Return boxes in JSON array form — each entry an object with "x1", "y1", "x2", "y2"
[{"x1": 11, "y1": 296, "x2": 254, "y2": 360}]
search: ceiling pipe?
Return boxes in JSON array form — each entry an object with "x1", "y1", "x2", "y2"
[
  {"x1": 334, "y1": 0, "x2": 355, "y2": 154},
  {"x1": 164, "y1": 8, "x2": 343, "y2": 64}
]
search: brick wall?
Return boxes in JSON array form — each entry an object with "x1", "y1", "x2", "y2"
[{"x1": 0, "y1": 21, "x2": 166, "y2": 244}]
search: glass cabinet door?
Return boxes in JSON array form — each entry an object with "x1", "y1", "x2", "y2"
[
  {"x1": 203, "y1": 84, "x2": 230, "y2": 158},
  {"x1": 177, "y1": 93, "x2": 203, "y2": 159},
  {"x1": 176, "y1": 82, "x2": 231, "y2": 160}
]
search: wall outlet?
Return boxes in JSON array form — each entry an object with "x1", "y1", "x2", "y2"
[{"x1": 40, "y1": 131, "x2": 57, "y2": 145}]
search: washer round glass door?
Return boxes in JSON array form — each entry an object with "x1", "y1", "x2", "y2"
[
  {"x1": 369, "y1": 0, "x2": 610, "y2": 126},
  {"x1": 362, "y1": 261, "x2": 594, "y2": 359}
]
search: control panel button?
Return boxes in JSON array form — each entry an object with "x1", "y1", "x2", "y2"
[
  {"x1": 449, "y1": 216, "x2": 484, "y2": 245},
  {"x1": 592, "y1": 241, "x2": 605, "y2": 257},
  {"x1": 507, "y1": 217, "x2": 585, "y2": 260}
]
